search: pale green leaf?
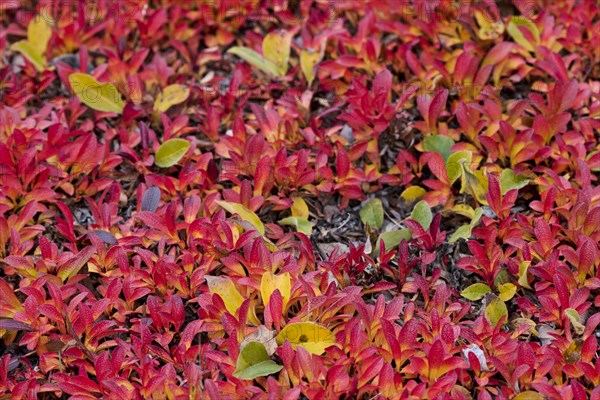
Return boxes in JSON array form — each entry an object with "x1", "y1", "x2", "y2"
[
  {"x1": 233, "y1": 341, "x2": 283, "y2": 380},
  {"x1": 410, "y1": 200, "x2": 433, "y2": 231},
  {"x1": 374, "y1": 229, "x2": 412, "y2": 256},
  {"x1": 155, "y1": 138, "x2": 191, "y2": 168},
  {"x1": 11, "y1": 41, "x2": 46, "y2": 71},
  {"x1": 461, "y1": 283, "x2": 492, "y2": 301},
  {"x1": 499, "y1": 169, "x2": 529, "y2": 195},
  {"x1": 227, "y1": 47, "x2": 282, "y2": 76},
  {"x1": 424, "y1": 135, "x2": 454, "y2": 161},
  {"x1": 564, "y1": 308, "x2": 585, "y2": 335},
  {"x1": 279, "y1": 216, "x2": 313, "y2": 235},
  {"x1": 449, "y1": 225, "x2": 472, "y2": 243},
  {"x1": 446, "y1": 151, "x2": 472, "y2": 184},
  {"x1": 360, "y1": 198, "x2": 384, "y2": 230}
]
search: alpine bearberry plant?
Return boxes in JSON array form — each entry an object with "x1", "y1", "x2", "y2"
[{"x1": 1, "y1": 0, "x2": 599, "y2": 399}]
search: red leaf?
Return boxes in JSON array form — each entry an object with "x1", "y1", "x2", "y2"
[{"x1": 336, "y1": 147, "x2": 350, "y2": 178}]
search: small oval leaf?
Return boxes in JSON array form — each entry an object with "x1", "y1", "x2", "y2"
[
  {"x1": 68, "y1": 73, "x2": 124, "y2": 113},
  {"x1": 141, "y1": 187, "x2": 161, "y2": 212},
  {"x1": 233, "y1": 341, "x2": 283, "y2": 380},
  {"x1": 360, "y1": 198, "x2": 384, "y2": 230},
  {"x1": 155, "y1": 139, "x2": 191, "y2": 168},
  {"x1": 277, "y1": 322, "x2": 336, "y2": 355},
  {"x1": 461, "y1": 283, "x2": 492, "y2": 301},
  {"x1": 153, "y1": 84, "x2": 190, "y2": 113},
  {"x1": 227, "y1": 47, "x2": 282, "y2": 76},
  {"x1": 410, "y1": 200, "x2": 433, "y2": 231}
]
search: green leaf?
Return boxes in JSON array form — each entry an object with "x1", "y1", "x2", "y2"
[
  {"x1": 277, "y1": 322, "x2": 336, "y2": 355},
  {"x1": 279, "y1": 216, "x2": 313, "y2": 235},
  {"x1": 155, "y1": 138, "x2": 191, "y2": 168},
  {"x1": 227, "y1": 47, "x2": 282, "y2": 77},
  {"x1": 485, "y1": 295, "x2": 508, "y2": 326},
  {"x1": 499, "y1": 169, "x2": 529, "y2": 195},
  {"x1": 471, "y1": 208, "x2": 483, "y2": 226},
  {"x1": 446, "y1": 151, "x2": 472, "y2": 184},
  {"x1": 360, "y1": 198, "x2": 384, "y2": 230},
  {"x1": 68, "y1": 73, "x2": 125, "y2": 113},
  {"x1": 410, "y1": 200, "x2": 433, "y2": 231},
  {"x1": 374, "y1": 229, "x2": 412, "y2": 256},
  {"x1": 216, "y1": 201, "x2": 265, "y2": 235},
  {"x1": 424, "y1": 135, "x2": 454, "y2": 161},
  {"x1": 233, "y1": 342, "x2": 283, "y2": 380},
  {"x1": 461, "y1": 283, "x2": 492, "y2": 301},
  {"x1": 449, "y1": 225, "x2": 472, "y2": 243}
]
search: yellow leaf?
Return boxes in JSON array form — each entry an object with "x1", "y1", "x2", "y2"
[
  {"x1": 227, "y1": 47, "x2": 282, "y2": 76},
  {"x1": 10, "y1": 41, "x2": 46, "y2": 71},
  {"x1": 291, "y1": 197, "x2": 309, "y2": 219},
  {"x1": 564, "y1": 308, "x2": 585, "y2": 335},
  {"x1": 300, "y1": 49, "x2": 320, "y2": 85},
  {"x1": 262, "y1": 30, "x2": 292, "y2": 75},
  {"x1": 518, "y1": 261, "x2": 532, "y2": 289},
  {"x1": 513, "y1": 391, "x2": 545, "y2": 400},
  {"x1": 205, "y1": 276, "x2": 244, "y2": 316},
  {"x1": 260, "y1": 271, "x2": 291, "y2": 309},
  {"x1": 153, "y1": 84, "x2": 190, "y2": 113},
  {"x1": 216, "y1": 201, "x2": 265, "y2": 236},
  {"x1": 279, "y1": 216, "x2": 313, "y2": 235},
  {"x1": 460, "y1": 162, "x2": 488, "y2": 205},
  {"x1": 451, "y1": 204, "x2": 476, "y2": 219},
  {"x1": 485, "y1": 295, "x2": 508, "y2": 327},
  {"x1": 155, "y1": 138, "x2": 191, "y2": 168},
  {"x1": 27, "y1": 16, "x2": 52, "y2": 54},
  {"x1": 507, "y1": 16, "x2": 540, "y2": 53},
  {"x1": 400, "y1": 186, "x2": 426, "y2": 202},
  {"x1": 277, "y1": 322, "x2": 336, "y2": 355},
  {"x1": 446, "y1": 150, "x2": 473, "y2": 184},
  {"x1": 474, "y1": 10, "x2": 505, "y2": 40},
  {"x1": 68, "y1": 73, "x2": 125, "y2": 113},
  {"x1": 498, "y1": 283, "x2": 517, "y2": 301}
]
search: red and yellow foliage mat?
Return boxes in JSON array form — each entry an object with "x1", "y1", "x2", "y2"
[{"x1": 1, "y1": 1, "x2": 599, "y2": 399}]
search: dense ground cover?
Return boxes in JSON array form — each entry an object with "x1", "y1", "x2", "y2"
[{"x1": 1, "y1": 0, "x2": 599, "y2": 399}]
